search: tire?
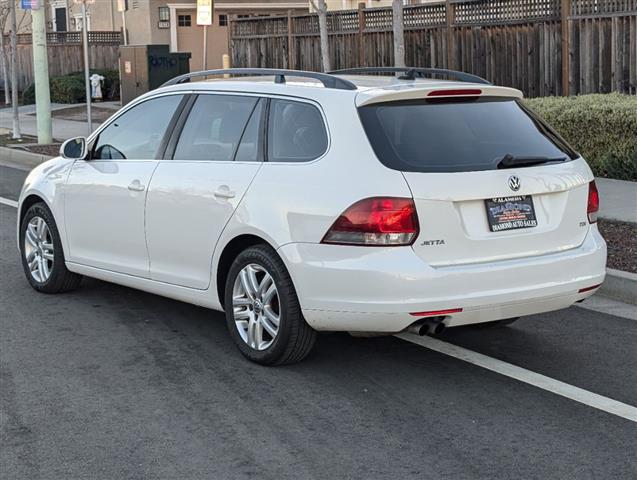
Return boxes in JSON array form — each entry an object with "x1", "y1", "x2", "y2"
[
  {"x1": 473, "y1": 317, "x2": 520, "y2": 329},
  {"x1": 224, "y1": 244, "x2": 317, "y2": 365},
  {"x1": 19, "y1": 202, "x2": 82, "y2": 294}
]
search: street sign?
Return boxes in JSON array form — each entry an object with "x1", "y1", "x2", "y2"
[
  {"x1": 20, "y1": 0, "x2": 40, "y2": 10},
  {"x1": 196, "y1": 0, "x2": 213, "y2": 25}
]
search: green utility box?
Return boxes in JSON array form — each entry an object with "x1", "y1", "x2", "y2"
[{"x1": 119, "y1": 44, "x2": 191, "y2": 105}]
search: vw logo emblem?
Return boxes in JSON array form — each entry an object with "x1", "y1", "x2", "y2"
[{"x1": 508, "y1": 175, "x2": 521, "y2": 192}]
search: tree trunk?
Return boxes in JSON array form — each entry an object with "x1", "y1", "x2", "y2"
[
  {"x1": 0, "y1": 20, "x2": 9, "y2": 105},
  {"x1": 317, "y1": 0, "x2": 330, "y2": 72},
  {"x1": 392, "y1": 0, "x2": 405, "y2": 68},
  {"x1": 9, "y1": 0, "x2": 20, "y2": 139}
]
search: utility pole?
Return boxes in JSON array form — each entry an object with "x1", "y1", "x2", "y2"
[
  {"x1": 80, "y1": 0, "x2": 92, "y2": 134},
  {"x1": 9, "y1": 0, "x2": 21, "y2": 139},
  {"x1": 117, "y1": 0, "x2": 128, "y2": 46}
]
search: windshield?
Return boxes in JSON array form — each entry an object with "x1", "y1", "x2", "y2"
[{"x1": 358, "y1": 97, "x2": 578, "y2": 173}]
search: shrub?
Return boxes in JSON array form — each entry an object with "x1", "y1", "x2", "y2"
[
  {"x1": 524, "y1": 93, "x2": 637, "y2": 181},
  {"x1": 50, "y1": 74, "x2": 86, "y2": 103},
  {"x1": 21, "y1": 69, "x2": 120, "y2": 105}
]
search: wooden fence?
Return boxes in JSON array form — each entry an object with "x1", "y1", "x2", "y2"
[
  {"x1": 230, "y1": 0, "x2": 637, "y2": 97},
  {"x1": 1, "y1": 31, "x2": 121, "y2": 91}
]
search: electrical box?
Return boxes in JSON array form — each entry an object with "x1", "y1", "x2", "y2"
[{"x1": 119, "y1": 45, "x2": 191, "y2": 105}]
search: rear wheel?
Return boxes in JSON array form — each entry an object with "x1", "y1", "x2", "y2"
[
  {"x1": 20, "y1": 202, "x2": 82, "y2": 293},
  {"x1": 224, "y1": 244, "x2": 317, "y2": 365}
]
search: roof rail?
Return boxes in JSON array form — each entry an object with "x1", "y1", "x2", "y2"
[
  {"x1": 161, "y1": 68, "x2": 358, "y2": 90},
  {"x1": 328, "y1": 67, "x2": 491, "y2": 85}
]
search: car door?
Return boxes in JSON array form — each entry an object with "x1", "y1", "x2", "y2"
[
  {"x1": 145, "y1": 93, "x2": 264, "y2": 289},
  {"x1": 64, "y1": 93, "x2": 186, "y2": 277}
]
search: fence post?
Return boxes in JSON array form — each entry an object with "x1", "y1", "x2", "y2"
[
  {"x1": 358, "y1": 2, "x2": 365, "y2": 67},
  {"x1": 287, "y1": 10, "x2": 294, "y2": 69},
  {"x1": 561, "y1": 0, "x2": 571, "y2": 96},
  {"x1": 445, "y1": 1, "x2": 455, "y2": 69}
]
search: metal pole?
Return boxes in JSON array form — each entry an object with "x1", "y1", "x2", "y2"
[
  {"x1": 32, "y1": 2, "x2": 53, "y2": 143},
  {"x1": 8, "y1": 0, "x2": 21, "y2": 139},
  {"x1": 81, "y1": 0, "x2": 92, "y2": 135},
  {"x1": 121, "y1": 10, "x2": 128, "y2": 45},
  {"x1": 202, "y1": 24, "x2": 208, "y2": 70}
]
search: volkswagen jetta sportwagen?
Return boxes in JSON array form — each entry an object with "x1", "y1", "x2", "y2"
[{"x1": 17, "y1": 68, "x2": 606, "y2": 364}]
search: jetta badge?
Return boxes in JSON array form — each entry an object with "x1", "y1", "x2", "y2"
[{"x1": 508, "y1": 175, "x2": 521, "y2": 192}]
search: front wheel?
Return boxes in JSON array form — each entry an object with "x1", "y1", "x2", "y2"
[
  {"x1": 20, "y1": 202, "x2": 82, "y2": 293},
  {"x1": 224, "y1": 244, "x2": 317, "y2": 365}
]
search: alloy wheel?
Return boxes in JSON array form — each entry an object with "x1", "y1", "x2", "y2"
[
  {"x1": 232, "y1": 263, "x2": 281, "y2": 351},
  {"x1": 23, "y1": 216, "x2": 54, "y2": 283}
]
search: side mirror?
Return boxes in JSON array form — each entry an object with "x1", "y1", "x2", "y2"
[{"x1": 60, "y1": 137, "x2": 87, "y2": 160}]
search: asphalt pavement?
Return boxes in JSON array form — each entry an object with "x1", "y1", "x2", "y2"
[{"x1": 1, "y1": 163, "x2": 636, "y2": 480}]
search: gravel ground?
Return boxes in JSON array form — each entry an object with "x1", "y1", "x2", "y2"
[
  {"x1": 598, "y1": 219, "x2": 637, "y2": 273},
  {"x1": 18, "y1": 143, "x2": 62, "y2": 156},
  {"x1": 48, "y1": 105, "x2": 115, "y2": 123}
]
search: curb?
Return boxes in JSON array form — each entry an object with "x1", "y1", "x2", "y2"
[
  {"x1": 0, "y1": 146, "x2": 52, "y2": 169},
  {"x1": 599, "y1": 268, "x2": 637, "y2": 305}
]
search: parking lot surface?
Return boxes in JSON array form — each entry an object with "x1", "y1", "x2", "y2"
[{"x1": 1, "y1": 164, "x2": 636, "y2": 479}]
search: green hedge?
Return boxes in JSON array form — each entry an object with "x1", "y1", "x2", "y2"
[
  {"x1": 524, "y1": 93, "x2": 637, "y2": 181},
  {"x1": 22, "y1": 69, "x2": 120, "y2": 105}
]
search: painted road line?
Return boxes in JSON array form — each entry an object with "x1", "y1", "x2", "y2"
[
  {"x1": 0, "y1": 197, "x2": 18, "y2": 208},
  {"x1": 395, "y1": 333, "x2": 637, "y2": 423}
]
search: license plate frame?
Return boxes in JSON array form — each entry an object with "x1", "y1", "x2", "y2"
[{"x1": 484, "y1": 196, "x2": 538, "y2": 232}]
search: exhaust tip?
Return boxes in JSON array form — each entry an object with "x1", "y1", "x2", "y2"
[{"x1": 406, "y1": 316, "x2": 446, "y2": 336}]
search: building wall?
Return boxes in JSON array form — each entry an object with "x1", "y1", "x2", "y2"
[{"x1": 170, "y1": 2, "x2": 308, "y2": 72}]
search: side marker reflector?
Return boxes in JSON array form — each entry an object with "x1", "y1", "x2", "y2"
[{"x1": 579, "y1": 284, "x2": 602, "y2": 293}]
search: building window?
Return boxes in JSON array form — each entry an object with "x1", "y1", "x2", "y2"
[
  {"x1": 219, "y1": 14, "x2": 228, "y2": 26},
  {"x1": 178, "y1": 15, "x2": 191, "y2": 27},
  {"x1": 159, "y1": 6, "x2": 170, "y2": 21},
  {"x1": 237, "y1": 14, "x2": 250, "y2": 19}
]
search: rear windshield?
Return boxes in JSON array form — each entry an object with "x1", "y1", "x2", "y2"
[{"x1": 358, "y1": 97, "x2": 578, "y2": 173}]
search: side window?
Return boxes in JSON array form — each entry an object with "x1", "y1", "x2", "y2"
[
  {"x1": 174, "y1": 94, "x2": 258, "y2": 161},
  {"x1": 267, "y1": 99, "x2": 328, "y2": 163},
  {"x1": 92, "y1": 95, "x2": 183, "y2": 160},
  {"x1": 235, "y1": 99, "x2": 264, "y2": 162}
]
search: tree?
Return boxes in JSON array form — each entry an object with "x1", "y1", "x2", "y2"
[
  {"x1": 392, "y1": 0, "x2": 405, "y2": 68},
  {"x1": 0, "y1": 3, "x2": 10, "y2": 104},
  {"x1": 8, "y1": 0, "x2": 20, "y2": 138},
  {"x1": 310, "y1": 0, "x2": 330, "y2": 72}
]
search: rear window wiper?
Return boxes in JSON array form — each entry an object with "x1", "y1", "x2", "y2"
[{"x1": 497, "y1": 153, "x2": 568, "y2": 169}]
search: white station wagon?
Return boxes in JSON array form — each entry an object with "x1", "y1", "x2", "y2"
[{"x1": 18, "y1": 67, "x2": 606, "y2": 364}]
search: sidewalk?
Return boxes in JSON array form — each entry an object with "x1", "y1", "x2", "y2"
[
  {"x1": 0, "y1": 102, "x2": 120, "y2": 141},
  {"x1": 596, "y1": 178, "x2": 637, "y2": 224}
]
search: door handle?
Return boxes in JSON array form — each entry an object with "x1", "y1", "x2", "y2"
[
  {"x1": 214, "y1": 186, "x2": 235, "y2": 199},
  {"x1": 128, "y1": 179, "x2": 146, "y2": 192}
]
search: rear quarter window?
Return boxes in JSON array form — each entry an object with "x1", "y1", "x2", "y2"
[
  {"x1": 358, "y1": 97, "x2": 577, "y2": 173},
  {"x1": 267, "y1": 99, "x2": 328, "y2": 163}
]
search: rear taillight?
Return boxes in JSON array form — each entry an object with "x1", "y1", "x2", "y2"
[
  {"x1": 587, "y1": 180, "x2": 599, "y2": 223},
  {"x1": 322, "y1": 197, "x2": 419, "y2": 246}
]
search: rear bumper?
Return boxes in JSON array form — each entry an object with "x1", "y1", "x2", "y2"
[{"x1": 278, "y1": 227, "x2": 607, "y2": 332}]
